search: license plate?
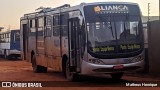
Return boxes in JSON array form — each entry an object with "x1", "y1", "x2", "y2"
[{"x1": 113, "y1": 65, "x2": 124, "y2": 70}]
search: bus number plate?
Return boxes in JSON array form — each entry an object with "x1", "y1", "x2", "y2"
[{"x1": 113, "y1": 65, "x2": 124, "y2": 70}]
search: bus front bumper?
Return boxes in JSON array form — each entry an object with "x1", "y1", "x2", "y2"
[{"x1": 81, "y1": 60, "x2": 144, "y2": 75}]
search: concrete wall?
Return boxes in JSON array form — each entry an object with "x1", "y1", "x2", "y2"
[{"x1": 148, "y1": 20, "x2": 160, "y2": 75}]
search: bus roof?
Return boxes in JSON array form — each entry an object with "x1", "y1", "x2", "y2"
[
  {"x1": 0, "y1": 29, "x2": 19, "y2": 34},
  {"x1": 83, "y1": 2, "x2": 138, "y2": 6},
  {"x1": 21, "y1": 2, "x2": 139, "y2": 19}
]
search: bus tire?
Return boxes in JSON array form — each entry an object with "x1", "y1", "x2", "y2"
[
  {"x1": 62, "y1": 58, "x2": 67, "y2": 77},
  {"x1": 110, "y1": 72, "x2": 123, "y2": 80},
  {"x1": 4, "y1": 53, "x2": 7, "y2": 59},
  {"x1": 7, "y1": 55, "x2": 12, "y2": 60},
  {"x1": 4, "y1": 49, "x2": 7, "y2": 59},
  {"x1": 32, "y1": 55, "x2": 47, "y2": 73},
  {"x1": 65, "y1": 59, "x2": 78, "y2": 81}
]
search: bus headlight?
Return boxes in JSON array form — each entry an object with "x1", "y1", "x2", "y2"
[
  {"x1": 131, "y1": 55, "x2": 144, "y2": 63},
  {"x1": 88, "y1": 59, "x2": 105, "y2": 65}
]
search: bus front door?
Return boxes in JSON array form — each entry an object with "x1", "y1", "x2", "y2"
[{"x1": 68, "y1": 18, "x2": 81, "y2": 72}]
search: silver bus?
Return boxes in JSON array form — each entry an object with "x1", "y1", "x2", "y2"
[{"x1": 20, "y1": 2, "x2": 144, "y2": 81}]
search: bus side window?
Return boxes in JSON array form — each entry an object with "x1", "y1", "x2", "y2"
[
  {"x1": 4, "y1": 33, "x2": 8, "y2": 43},
  {"x1": 8, "y1": 33, "x2": 10, "y2": 43},
  {"x1": 14, "y1": 32, "x2": 20, "y2": 43},
  {"x1": 37, "y1": 17, "x2": 43, "y2": 36},
  {"x1": 80, "y1": 20, "x2": 86, "y2": 57},
  {"x1": 14, "y1": 33, "x2": 16, "y2": 43},
  {"x1": 53, "y1": 15, "x2": 60, "y2": 36},
  {"x1": 30, "y1": 20, "x2": 32, "y2": 28},
  {"x1": 29, "y1": 19, "x2": 36, "y2": 36},
  {"x1": 0, "y1": 34, "x2": 3, "y2": 43},
  {"x1": 60, "y1": 13, "x2": 68, "y2": 36},
  {"x1": 6, "y1": 33, "x2": 9, "y2": 43},
  {"x1": 46, "y1": 16, "x2": 52, "y2": 37}
]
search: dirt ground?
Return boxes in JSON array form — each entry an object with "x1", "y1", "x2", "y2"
[
  {"x1": 0, "y1": 58, "x2": 159, "y2": 90},
  {"x1": 0, "y1": 59, "x2": 66, "y2": 81}
]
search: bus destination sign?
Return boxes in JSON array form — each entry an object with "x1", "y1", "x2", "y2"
[{"x1": 94, "y1": 5, "x2": 129, "y2": 14}]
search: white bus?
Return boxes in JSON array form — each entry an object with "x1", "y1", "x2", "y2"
[
  {"x1": 20, "y1": 2, "x2": 144, "y2": 81},
  {"x1": 0, "y1": 30, "x2": 21, "y2": 59}
]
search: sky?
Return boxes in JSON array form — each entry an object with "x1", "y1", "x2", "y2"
[{"x1": 0, "y1": 0, "x2": 159, "y2": 29}]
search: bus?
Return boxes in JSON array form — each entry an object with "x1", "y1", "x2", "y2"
[
  {"x1": 0, "y1": 29, "x2": 21, "y2": 59},
  {"x1": 20, "y1": 2, "x2": 144, "y2": 81}
]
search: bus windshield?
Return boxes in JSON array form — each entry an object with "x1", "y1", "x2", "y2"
[
  {"x1": 84, "y1": 4, "x2": 144, "y2": 57},
  {"x1": 87, "y1": 15, "x2": 143, "y2": 52}
]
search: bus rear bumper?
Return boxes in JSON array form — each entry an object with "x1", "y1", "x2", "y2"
[{"x1": 81, "y1": 60, "x2": 144, "y2": 75}]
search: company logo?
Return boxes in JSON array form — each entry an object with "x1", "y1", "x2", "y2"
[
  {"x1": 2, "y1": 82, "x2": 12, "y2": 87},
  {"x1": 94, "y1": 5, "x2": 129, "y2": 13}
]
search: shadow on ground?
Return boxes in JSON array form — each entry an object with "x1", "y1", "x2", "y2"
[{"x1": 43, "y1": 71, "x2": 131, "y2": 87}]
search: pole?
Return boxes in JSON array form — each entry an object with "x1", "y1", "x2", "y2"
[
  {"x1": 159, "y1": 0, "x2": 160, "y2": 20},
  {"x1": 148, "y1": 3, "x2": 150, "y2": 22}
]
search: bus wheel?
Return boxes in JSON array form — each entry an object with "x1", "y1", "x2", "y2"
[
  {"x1": 65, "y1": 60, "x2": 78, "y2": 81},
  {"x1": 32, "y1": 55, "x2": 47, "y2": 73},
  {"x1": 110, "y1": 72, "x2": 123, "y2": 80},
  {"x1": 4, "y1": 53, "x2": 7, "y2": 59},
  {"x1": 4, "y1": 49, "x2": 7, "y2": 59}
]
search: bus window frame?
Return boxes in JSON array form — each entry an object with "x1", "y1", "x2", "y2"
[
  {"x1": 37, "y1": 16, "x2": 44, "y2": 36},
  {"x1": 45, "y1": 15, "x2": 52, "y2": 37},
  {"x1": 14, "y1": 31, "x2": 20, "y2": 43},
  {"x1": 53, "y1": 14, "x2": 60, "y2": 36},
  {"x1": 29, "y1": 18, "x2": 36, "y2": 36},
  {"x1": 60, "y1": 13, "x2": 69, "y2": 36}
]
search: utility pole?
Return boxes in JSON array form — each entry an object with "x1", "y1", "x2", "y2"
[
  {"x1": 159, "y1": 0, "x2": 160, "y2": 20},
  {"x1": 148, "y1": 3, "x2": 150, "y2": 22}
]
